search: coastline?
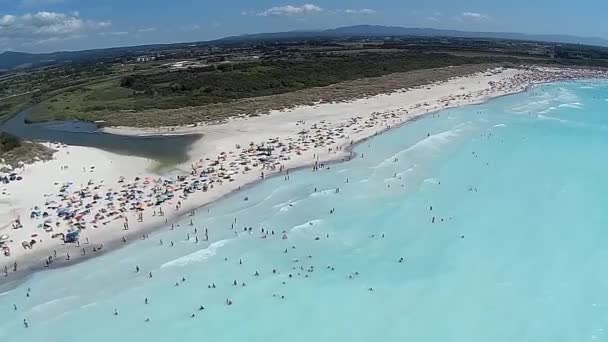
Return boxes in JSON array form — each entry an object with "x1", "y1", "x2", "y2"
[{"x1": 2, "y1": 65, "x2": 606, "y2": 287}]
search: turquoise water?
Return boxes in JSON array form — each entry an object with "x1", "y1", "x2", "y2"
[{"x1": 2, "y1": 81, "x2": 608, "y2": 341}]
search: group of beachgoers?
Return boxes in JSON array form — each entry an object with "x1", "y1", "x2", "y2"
[
  {"x1": 7, "y1": 66, "x2": 608, "y2": 329},
  {"x1": 10, "y1": 113, "x2": 504, "y2": 327},
  {"x1": 3, "y1": 66, "x2": 608, "y2": 276},
  {"x1": 12, "y1": 168, "x2": 398, "y2": 325}
]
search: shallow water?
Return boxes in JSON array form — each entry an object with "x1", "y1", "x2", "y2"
[
  {"x1": 2, "y1": 81, "x2": 608, "y2": 341},
  {"x1": 1, "y1": 108, "x2": 201, "y2": 165}
]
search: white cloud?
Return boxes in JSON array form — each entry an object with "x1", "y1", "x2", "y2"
[
  {"x1": 256, "y1": 4, "x2": 323, "y2": 16},
  {"x1": 22, "y1": 33, "x2": 84, "y2": 47},
  {"x1": 0, "y1": 11, "x2": 110, "y2": 37},
  {"x1": 460, "y1": 12, "x2": 491, "y2": 21},
  {"x1": 99, "y1": 31, "x2": 128, "y2": 36},
  {"x1": 248, "y1": 4, "x2": 376, "y2": 17},
  {"x1": 344, "y1": 8, "x2": 376, "y2": 15},
  {"x1": 137, "y1": 27, "x2": 156, "y2": 33}
]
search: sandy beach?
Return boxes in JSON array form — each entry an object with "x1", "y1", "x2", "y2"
[{"x1": 1, "y1": 65, "x2": 606, "y2": 280}]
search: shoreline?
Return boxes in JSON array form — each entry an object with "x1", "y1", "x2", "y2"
[{"x1": 2, "y1": 65, "x2": 606, "y2": 287}]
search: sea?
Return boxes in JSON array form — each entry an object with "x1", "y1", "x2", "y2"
[{"x1": 2, "y1": 80, "x2": 608, "y2": 341}]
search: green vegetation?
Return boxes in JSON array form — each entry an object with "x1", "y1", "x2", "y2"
[
  {"x1": 0, "y1": 132, "x2": 20, "y2": 152},
  {"x1": 29, "y1": 52, "x2": 502, "y2": 125},
  {"x1": 118, "y1": 52, "x2": 484, "y2": 105},
  {"x1": 32, "y1": 63, "x2": 504, "y2": 127},
  {"x1": 0, "y1": 132, "x2": 55, "y2": 168},
  {"x1": 0, "y1": 63, "x2": 119, "y2": 122},
  {"x1": 0, "y1": 93, "x2": 32, "y2": 122},
  {"x1": 3, "y1": 36, "x2": 608, "y2": 129}
]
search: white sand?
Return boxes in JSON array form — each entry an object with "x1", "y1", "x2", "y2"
[
  {"x1": 1, "y1": 66, "x2": 604, "y2": 277},
  {"x1": 0, "y1": 145, "x2": 153, "y2": 264}
]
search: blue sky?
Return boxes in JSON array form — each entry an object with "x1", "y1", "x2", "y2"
[{"x1": 0, "y1": 0, "x2": 605, "y2": 53}]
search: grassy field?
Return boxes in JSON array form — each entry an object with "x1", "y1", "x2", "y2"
[
  {"x1": 32, "y1": 63, "x2": 505, "y2": 127},
  {"x1": 0, "y1": 62, "x2": 128, "y2": 121},
  {"x1": 0, "y1": 93, "x2": 33, "y2": 123},
  {"x1": 27, "y1": 53, "x2": 504, "y2": 126}
]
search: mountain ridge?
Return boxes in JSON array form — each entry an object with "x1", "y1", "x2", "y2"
[
  {"x1": 220, "y1": 25, "x2": 608, "y2": 46},
  {"x1": 2, "y1": 25, "x2": 607, "y2": 71}
]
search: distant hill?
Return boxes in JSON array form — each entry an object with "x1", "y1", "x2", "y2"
[
  {"x1": 0, "y1": 51, "x2": 57, "y2": 70},
  {"x1": 2, "y1": 25, "x2": 608, "y2": 71},
  {"x1": 0, "y1": 44, "x2": 189, "y2": 71},
  {"x1": 0, "y1": 50, "x2": 99, "y2": 71},
  {"x1": 220, "y1": 25, "x2": 608, "y2": 47}
]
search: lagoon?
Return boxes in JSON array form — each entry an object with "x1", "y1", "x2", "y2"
[{"x1": 1, "y1": 108, "x2": 201, "y2": 166}]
